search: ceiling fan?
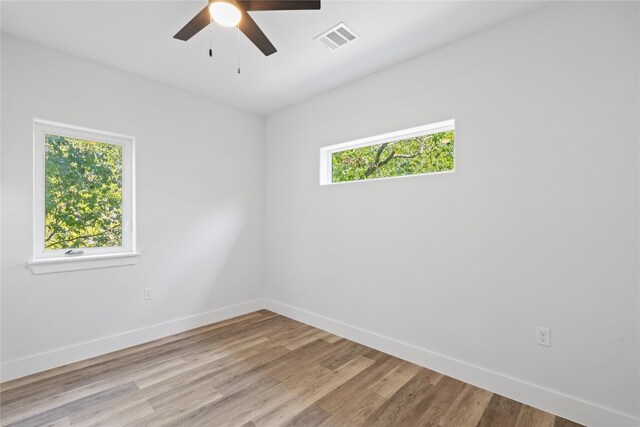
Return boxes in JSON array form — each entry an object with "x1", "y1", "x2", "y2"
[{"x1": 174, "y1": 0, "x2": 321, "y2": 56}]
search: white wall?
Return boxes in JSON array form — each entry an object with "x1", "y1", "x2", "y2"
[
  {"x1": 1, "y1": 36, "x2": 265, "y2": 379},
  {"x1": 264, "y1": 2, "x2": 639, "y2": 426}
]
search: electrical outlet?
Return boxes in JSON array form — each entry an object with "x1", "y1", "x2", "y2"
[
  {"x1": 285, "y1": 273, "x2": 293, "y2": 287},
  {"x1": 144, "y1": 287, "x2": 153, "y2": 301},
  {"x1": 536, "y1": 327, "x2": 550, "y2": 347}
]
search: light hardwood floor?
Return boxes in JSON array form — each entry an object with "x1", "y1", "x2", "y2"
[{"x1": 0, "y1": 310, "x2": 583, "y2": 427}]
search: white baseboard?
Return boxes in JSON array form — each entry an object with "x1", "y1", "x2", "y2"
[
  {"x1": 265, "y1": 298, "x2": 639, "y2": 427},
  {"x1": 0, "y1": 299, "x2": 265, "y2": 382}
]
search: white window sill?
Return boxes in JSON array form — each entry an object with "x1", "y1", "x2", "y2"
[{"x1": 28, "y1": 252, "x2": 140, "y2": 275}]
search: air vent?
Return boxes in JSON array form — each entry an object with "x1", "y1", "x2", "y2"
[{"x1": 315, "y1": 23, "x2": 359, "y2": 50}]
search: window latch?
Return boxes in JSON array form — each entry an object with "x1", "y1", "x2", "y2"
[{"x1": 65, "y1": 249, "x2": 84, "y2": 256}]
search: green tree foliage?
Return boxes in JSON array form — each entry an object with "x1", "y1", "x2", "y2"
[
  {"x1": 45, "y1": 134, "x2": 123, "y2": 250},
  {"x1": 332, "y1": 130, "x2": 454, "y2": 183}
]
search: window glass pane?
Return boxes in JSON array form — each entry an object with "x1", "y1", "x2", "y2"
[
  {"x1": 44, "y1": 134, "x2": 123, "y2": 250},
  {"x1": 331, "y1": 130, "x2": 454, "y2": 183}
]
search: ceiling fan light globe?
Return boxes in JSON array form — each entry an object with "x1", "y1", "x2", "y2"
[{"x1": 209, "y1": 1, "x2": 242, "y2": 27}]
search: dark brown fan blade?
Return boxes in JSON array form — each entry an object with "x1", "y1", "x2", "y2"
[
  {"x1": 238, "y1": 0, "x2": 320, "y2": 11},
  {"x1": 239, "y1": 9, "x2": 277, "y2": 56},
  {"x1": 174, "y1": 6, "x2": 210, "y2": 41}
]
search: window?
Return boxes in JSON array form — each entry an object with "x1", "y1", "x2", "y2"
[
  {"x1": 29, "y1": 120, "x2": 137, "y2": 274},
  {"x1": 320, "y1": 120, "x2": 455, "y2": 185}
]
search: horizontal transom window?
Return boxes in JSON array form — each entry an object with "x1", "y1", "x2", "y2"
[{"x1": 320, "y1": 120, "x2": 455, "y2": 185}]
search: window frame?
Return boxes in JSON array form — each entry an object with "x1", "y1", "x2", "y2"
[
  {"x1": 319, "y1": 119, "x2": 455, "y2": 185},
  {"x1": 29, "y1": 119, "x2": 137, "y2": 273}
]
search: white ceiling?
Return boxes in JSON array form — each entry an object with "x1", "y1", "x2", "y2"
[{"x1": 1, "y1": 1, "x2": 550, "y2": 115}]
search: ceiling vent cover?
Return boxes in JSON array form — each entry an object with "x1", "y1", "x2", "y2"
[{"x1": 315, "y1": 22, "x2": 359, "y2": 50}]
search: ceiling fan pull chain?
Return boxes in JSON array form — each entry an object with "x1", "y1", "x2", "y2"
[
  {"x1": 209, "y1": 19, "x2": 214, "y2": 58},
  {"x1": 237, "y1": 25, "x2": 241, "y2": 74}
]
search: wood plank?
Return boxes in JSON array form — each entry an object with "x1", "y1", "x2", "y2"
[
  {"x1": 315, "y1": 354, "x2": 397, "y2": 424},
  {"x1": 515, "y1": 404, "x2": 556, "y2": 427},
  {"x1": 252, "y1": 355, "x2": 375, "y2": 426},
  {"x1": 370, "y1": 360, "x2": 422, "y2": 398},
  {"x1": 73, "y1": 395, "x2": 154, "y2": 426},
  {"x1": 364, "y1": 369, "x2": 442, "y2": 426},
  {"x1": 283, "y1": 329, "x2": 331, "y2": 350},
  {"x1": 320, "y1": 340, "x2": 372, "y2": 370},
  {"x1": 0, "y1": 311, "x2": 580, "y2": 427},
  {"x1": 323, "y1": 334, "x2": 343, "y2": 344},
  {"x1": 280, "y1": 404, "x2": 331, "y2": 426},
  {"x1": 3, "y1": 382, "x2": 138, "y2": 427},
  {"x1": 476, "y1": 393, "x2": 523, "y2": 427},
  {"x1": 42, "y1": 417, "x2": 70, "y2": 427},
  {"x1": 136, "y1": 340, "x2": 285, "y2": 401},
  {"x1": 1, "y1": 355, "x2": 183, "y2": 425},
  {"x1": 164, "y1": 375, "x2": 281, "y2": 427},
  {"x1": 439, "y1": 383, "x2": 493, "y2": 427},
  {"x1": 408, "y1": 375, "x2": 468, "y2": 426},
  {"x1": 554, "y1": 416, "x2": 586, "y2": 427}
]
